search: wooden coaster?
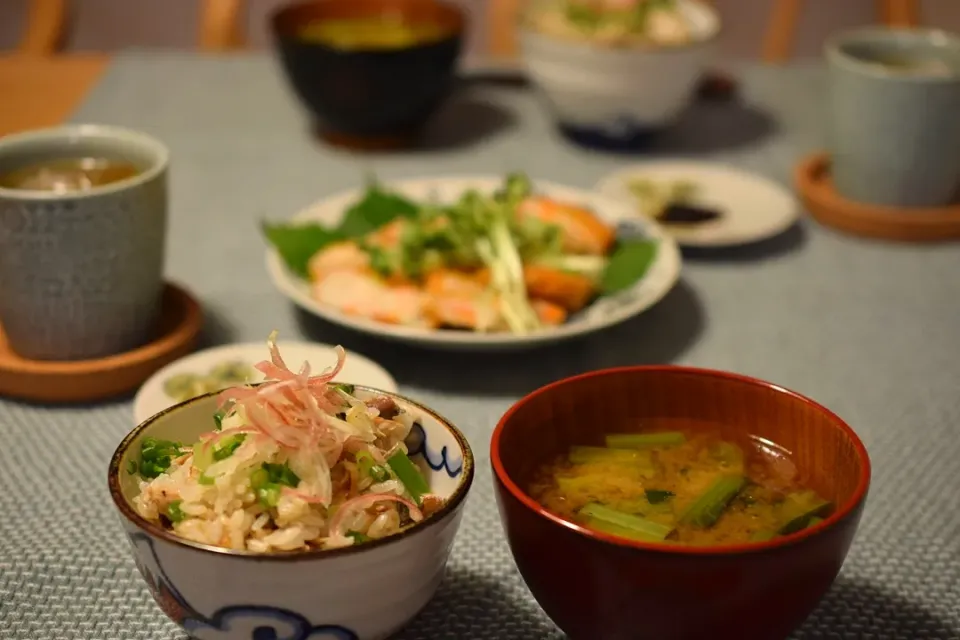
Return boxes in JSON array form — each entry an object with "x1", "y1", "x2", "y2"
[
  {"x1": 796, "y1": 152, "x2": 960, "y2": 242},
  {"x1": 0, "y1": 283, "x2": 203, "y2": 403}
]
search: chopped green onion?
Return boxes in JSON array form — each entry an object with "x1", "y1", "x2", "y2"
[
  {"x1": 262, "y1": 462, "x2": 300, "y2": 488},
  {"x1": 166, "y1": 500, "x2": 187, "y2": 523},
  {"x1": 644, "y1": 489, "x2": 674, "y2": 505},
  {"x1": 387, "y1": 450, "x2": 430, "y2": 504},
  {"x1": 579, "y1": 503, "x2": 673, "y2": 542},
  {"x1": 347, "y1": 530, "x2": 371, "y2": 544},
  {"x1": 213, "y1": 409, "x2": 225, "y2": 430},
  {"x1": 198, "y1": 473, "x2": 215, "y2": 486},
  {"x1": 249, "y1": 465, "x2": 292, "y2": 509},
  {"x1": 256, "y1": 484, "x2": 282, "y2": 508},
  {"x1": 332, "y1": 383, "x2": 355, "y2": 395},
  {"x1": 370, "y1": 464, "x2": 390, "y2": 483},
  {"x1": 126, "y1": 459, "x2": 138, "y2": 475},
  {"x1": 250, "y1": 468, "x2": 269, "y2": 489},
  {"x1": 138, "y1": 437, "x2": 184, "y2": 479},
  {"x1": 605, "y1": 432, "x2": 686, "y2": 449},
  {"x1": 355, "y1": 450, "x2": 391, "y2": 483},
  {"x1": 212, "y1": 434, "x2": 246, "y2": 461},
  {"x1": 679, "y1": 475, "x2": 746, "y2": 529}
]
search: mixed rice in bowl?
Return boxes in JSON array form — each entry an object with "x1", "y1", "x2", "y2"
[{"x1": 108, "y1": 332, "x2": 474, "y2": 639}]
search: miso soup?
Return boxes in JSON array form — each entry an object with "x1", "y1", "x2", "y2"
[
  {"x1": 528, "y1": 429, "x2": 832, "y2": 546},
  {"x1": 297, "y1": 17, "x2": 451, "y2": 50},
  {"x1": 0, "y1": 157, "x2": 140, "y2": 193}
]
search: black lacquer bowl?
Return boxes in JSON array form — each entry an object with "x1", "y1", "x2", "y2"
[{"x1": 271, "y1": 0, "x2": 466, "y2": 150}]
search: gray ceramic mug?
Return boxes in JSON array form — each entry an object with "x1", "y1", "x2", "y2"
[
  {"x1": 826, "y1": 27, "x2": 960, "y2": 208},
  {"x1": 0, "y1": 125, "x2": 168, "y2": 361}
]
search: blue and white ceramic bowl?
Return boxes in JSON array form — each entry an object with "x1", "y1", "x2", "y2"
[
  {"x1": 519, "y1": 0, "x2": 720, "y2": 151},
  {"x1": 108, "y1": 387, "x2": 474, "y2": 640}
]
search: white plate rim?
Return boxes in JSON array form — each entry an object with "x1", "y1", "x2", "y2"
[
  {"x1": 593, "y1": 161, "x2": 800, "y2": 248},
  {"x1": 132, "y1": 340, "x2": 398, "y2": 425},
  {"x1": 264, "y1": 175, "x2": 682, "y2": 350}
]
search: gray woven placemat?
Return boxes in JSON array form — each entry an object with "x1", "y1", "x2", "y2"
[{"x1": 1, "y1": 53, "x2": 959, "y2": 640}]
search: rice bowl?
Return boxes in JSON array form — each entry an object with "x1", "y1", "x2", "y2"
[{"x1": 108, "y1": 333, "x2": 474, "y2": 639}]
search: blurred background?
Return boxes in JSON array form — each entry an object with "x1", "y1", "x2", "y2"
[{"x1": 3, "y1": 0, "x2": 960, "y2": 59}]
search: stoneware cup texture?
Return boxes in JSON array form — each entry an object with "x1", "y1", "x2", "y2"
[
  {"x1": 0, "y1": 124, "x2": 168, "y2": 361},
  {"x1": 519, "y1": 0, "x2": 719, "y2": 151},
  {"x1": 826, "y1": 27, "x2": 960, "y2": 208},
  {"x1": 491, "y1": 366, "x2": 871, "y2": 640},
  {"x1": 108, "y1": 387, "x2": 475, "y2": 640}
]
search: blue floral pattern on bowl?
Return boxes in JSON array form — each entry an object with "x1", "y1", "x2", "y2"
[
  {"x1": 129, "y1": 533, "x2": 359, "y2": 640},
  {"x1": 407, "y1": 422, "x2": 463, "y2": 478}
]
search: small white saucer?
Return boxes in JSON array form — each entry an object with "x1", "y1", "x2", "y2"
[
  {"x1": 594, "y1": 161, "x2": 800, "y2": 247},
  {"x1": 132, "y1": 340, "x2": 398, "y2": 425}
]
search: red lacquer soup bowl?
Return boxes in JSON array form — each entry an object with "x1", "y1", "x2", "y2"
[{"x1": 491, "y1": 366, "x2": 871, "y2": 640}]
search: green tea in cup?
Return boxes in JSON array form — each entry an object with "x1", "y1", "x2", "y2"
[{"x1": 0, "y1": 157, "x2": 141, "y2": 193}]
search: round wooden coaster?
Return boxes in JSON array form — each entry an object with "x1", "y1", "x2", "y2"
[
  {"x1": 0, "y1": 283, "x2": 203, "y2": 403},
  {"x1": 795, "y1": 152, "x2": 960, "y2": 242}
]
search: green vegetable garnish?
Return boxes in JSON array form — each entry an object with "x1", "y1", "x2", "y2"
[
  {"x1": 339, "y1": 180, "x2": 419, "y2": 237},
  {"x1": 579, "y1": 503, "x2": 674, "y2": 542},
  {"x1": 126, "y1": 460, "x2": 138, "y2": 475},
  {"x1": 166, "y1": 500, "x2": 187, "y2": 523},
  {"x1": 355, "y1": 450, "x2": 390, "y2": 483},
  {"x1": 644, "y1": 489, "x2": 675, "y2": 504},
  {"x1": 600, "y1": 239, "x2": 659, "y2": 295},
  {"x1": 138, "y1": 437, "x2": 184, "y2": 479},
  {"x1": 778, "y1": 491, "x2": 832, "y2": 535},
  {"x1": 332, "y1": 383, "x2": 355, "y2": 395},
  {"x1": 257, "y1": 484, "x2": 282, "y2": 508},
  {"x1": 192, "y1": 434, "x2": 247, "y2": 473},
  {"x1": 198, "y1": 473, "x2": 215, "y2": 486},
  {"x1": 262, "y1": 180, "x2": 418, "y2": 278},
  {"x1": 679, "y1": 475, "x2": 746, "y2": 529},
  {"x1": 386, "y1": 450, "x2": 430, "y2": 504},
  {"x1": 212, "y1": 434, "x2": 246, "y2": 461},
  {"x1": 213, "y1": 409, "x2": 226, "y2": 431},
  {"x1": 347, "y1": 530, "x2": 371, "y2": 544},
  {"x1": 262, "y1": 462, "x2": 301, "y2": 488},
  {"x1": 262, "y1": 222, "x2": 345, "y2": 278},
  {"x1": 250, "y1": 462, "x2": 300, "y2": 509}
]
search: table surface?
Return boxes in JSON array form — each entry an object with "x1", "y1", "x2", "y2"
[{"x1": 2, "y1": 52, "x2": 959, "y2": 640}]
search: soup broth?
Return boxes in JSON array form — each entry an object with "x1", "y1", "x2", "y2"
[
  {"x1": 0, "y1": 157, "x2": 140, "y2": 193},
  {"x1": 528, "y1": 429, "x2": 831, "y2": 546},
  {"x1": 297, "y1": 17, "x2": 450, "y2": 50}
]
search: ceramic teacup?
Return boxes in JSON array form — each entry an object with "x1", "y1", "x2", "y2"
[
  {"x1": 108, "y1": 386, "x2": 475, "y2": 640},
  {"x1": 0, "y1": 124, "x2": 168, "y2": 361},
  {"x1": 826, "y1": 27, "x2": 960, "y2": 208}
]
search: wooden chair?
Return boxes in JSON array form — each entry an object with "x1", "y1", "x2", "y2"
[
  {"x1": 763, "y1": 0, "x2": 920, "y2": 63},
  {"x1": 486, "y1": 0, "x2": 922, "y2": 64},
  {"x1": 17, "y1": 0, "x2": 247, "y2": 55}
]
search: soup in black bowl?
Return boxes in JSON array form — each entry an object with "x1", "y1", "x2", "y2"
[{"x1": 271, "y1": 0, "x2": 466, "y2": 150}]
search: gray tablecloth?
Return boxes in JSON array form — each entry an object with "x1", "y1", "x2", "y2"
[{"x1": 2, "y1": 52, "x2": 959, "y2": 640}]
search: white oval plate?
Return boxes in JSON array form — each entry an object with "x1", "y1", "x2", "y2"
[
  {"x1": 264, "y1": 176, "x2": 682, "y2": 351},
  {"x1": 594, "y1": 162, "x2": 799, "y2": 247},
  {"x1": 133, "y1": 341, "x2": 398, "y2": 425}
]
